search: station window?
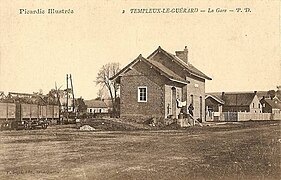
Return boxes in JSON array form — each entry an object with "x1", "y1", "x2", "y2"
[{"x1": 138, "y1": 87, "x2": 147, "y2": 102}]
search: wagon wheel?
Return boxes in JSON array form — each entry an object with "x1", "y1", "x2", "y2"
[
  {"x1": 42, "y1": 124, "x2": 47, "y2": 129},
  {"x1": 25, "y1": 122, "x2": 32, "y2": 130}
]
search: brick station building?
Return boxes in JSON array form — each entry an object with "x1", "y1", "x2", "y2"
[{"x1": 110, "y1": 46, "x2": 211, "y2": 122}]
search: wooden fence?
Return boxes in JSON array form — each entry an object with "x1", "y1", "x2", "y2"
[
  {"x1": 237, "y1": 112, "x2": 271, "y2": 121},
  {"x1": 207, "y1": 112, "x2": 281, "y2": 122},
  {"x1": 222, "y1": 112, "x2": 238, "y2": 121},
  {"x1": 272, "y1": 113, "x2": 281, "y2": 120}
]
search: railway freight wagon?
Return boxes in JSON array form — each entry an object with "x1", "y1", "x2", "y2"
[{"x1": 0, "y1": 102, "x2": 59, "y2": 130}]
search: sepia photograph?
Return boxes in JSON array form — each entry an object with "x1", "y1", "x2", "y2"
[{"x1": 0, "y1": 0, "x2": 280, "y2": 179}]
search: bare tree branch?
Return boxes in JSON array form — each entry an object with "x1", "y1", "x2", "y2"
[{"x1": 96, "y1": 62, "x2": 121, "y2": 117}]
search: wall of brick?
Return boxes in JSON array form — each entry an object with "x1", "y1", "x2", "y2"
[
  {"x1": 119, "y1": 52, "x2": 208, "y2": 122},
  {"x1": 119, "y1": 61, "x2": 166, "y2": 119},
  {"x1": 184, "y1": 75, "x2": 206, "y2": 122},
  {"x1": 151, "y1": 51, "x2": 207, "y2": 122}
]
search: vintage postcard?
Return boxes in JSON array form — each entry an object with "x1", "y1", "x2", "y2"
[{"x1": 0, "y1": 0, "x2": 280, "y2": 179}]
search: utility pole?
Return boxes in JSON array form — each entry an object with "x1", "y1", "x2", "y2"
[
  {"x1": 69, "y1": 74, "x2": 75, "y2": 113},
  {"x1": 66, "y1": 74, "x2": 69, "y2": 122}
]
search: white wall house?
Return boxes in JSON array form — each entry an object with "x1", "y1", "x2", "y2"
[{"x1": 84, "y1": 100, "x2": 109, "y2": 114}]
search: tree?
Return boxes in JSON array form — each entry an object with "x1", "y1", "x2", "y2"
[
  {"x1": 96, "y1": 62, "x2": 120, "y2": 117},
  {"x1": 38, "y1": 89, "x2": 43, "y2": 95},
  {"x1": 75, "y1": 97, "x2": 87, "y2": 114},
  {"x1": 46, "y1": 89, "x2": 57, "y2": 105},
  {"x1": 267, "y1": 90, "x2": 276, "y2": 100},
  {"x1": 96, "y1": 88, "x2": 107, "y2": 100}
]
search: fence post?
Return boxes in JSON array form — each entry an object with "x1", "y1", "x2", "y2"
[
  {"x1": 6, "y1": 102, "x2": 8, "y2": 121},
  {"x1": 227, "y1": 111, "x2": 229, "y2": 121}
]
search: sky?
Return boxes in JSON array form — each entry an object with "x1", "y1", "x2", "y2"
[{"x1": 0, "y1": 0, "x2": 280, "y2": 100}]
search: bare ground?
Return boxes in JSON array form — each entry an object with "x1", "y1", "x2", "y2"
[{"x1": 0, "y1": 120, "x2": 280, "y2": 180}]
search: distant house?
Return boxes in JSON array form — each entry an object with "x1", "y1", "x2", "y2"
[
  {"x1": 110, "y1": 46, "x2": 211, "y2": 122},
  {"x1": 260, "y1": 98, "x2": 281, "y2": 114},
  {"x1": 207, "y1": 92, "x2": 262, "y2": 113},
  {"x1": 256, "y1": 91, "x2": 271, "y2": 100},
  {"x1": 84, "y1": 100, "x2": 109, "y2": 114},
  {"x1": 205, "y1": 94, "x2": 224, "y2": 121}
]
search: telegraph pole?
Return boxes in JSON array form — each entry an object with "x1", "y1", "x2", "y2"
[
  {"x1": 66, "y1": 74, "x2": 69, "y2": 122},
  {"x1": 69, "y1": 74, "x2": 75, "y2": 113}
]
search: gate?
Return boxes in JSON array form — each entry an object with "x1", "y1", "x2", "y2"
[{"x1": 223, "y1": 112, "x2": 238, "y2": 121}]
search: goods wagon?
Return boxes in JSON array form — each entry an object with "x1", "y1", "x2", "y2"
[
  {"x1": 0, "y1": 102, "x2": 16, "y2": 120},
  {"x1": 0, "y1": 102, "x2": 59, "y2": 130}
]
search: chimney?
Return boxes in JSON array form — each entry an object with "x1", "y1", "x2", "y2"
[
  {"x1": 175, "y1": 46, "x2": 189, "y2": 64},
  {"x1": 222, "y1": 92, "x2": 225, "y2": 100}
]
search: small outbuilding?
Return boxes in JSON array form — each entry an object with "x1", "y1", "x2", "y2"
[{"x1": 205, "y1": 94, "x2": 224, "y2": 121}]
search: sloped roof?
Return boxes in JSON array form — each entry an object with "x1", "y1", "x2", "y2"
[
  {"x1": 207, "y1": 92, "x2": 223, "y2": 98},
  {"x1": 205, "y1": 94, "x2": 224, "y2": 104},
  {"x1": 110, "y1": 54, "x2": 189, "y2": 85},
  {"x1": 110, "y1": 46, "x2": 211, "y2": 83},
  {"x1": 84, "y1": 100, "x2": 108, "y2": 108},
  {"x1": 224, "y1": 93, "x2": 256, "y2": 106},
  {"x1": 109, "y1": 55, "x2": 141, "y2": 81},
  {"x1": 147, "y1": 46, "x2": 212, "y2": 80},
  {"x1": 147, "y1": 59, "x2": 187, "y2": 83},
  {"x1": 263, "y1": 98, "x2": 281, "y2": 109},
  {"x1": 207, "y1": 92, "x2": 257, "y2": 106},
  {"x1": 256, "y1": 91, "x2": 270, "y2": 100}
]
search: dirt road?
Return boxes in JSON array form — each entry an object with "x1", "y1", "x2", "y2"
[{"x1": 0, "y1": 121, "x2": 280, "y2": 180}]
